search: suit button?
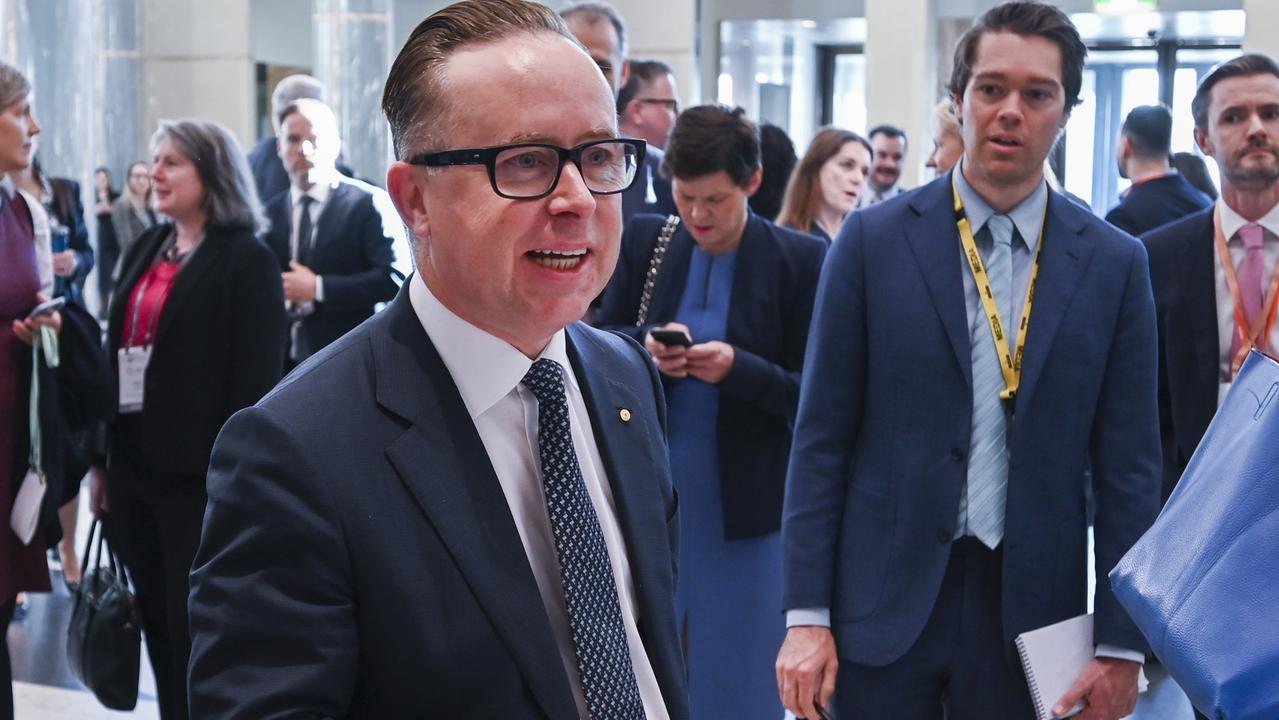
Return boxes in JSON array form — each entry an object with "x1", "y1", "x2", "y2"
[
  {"x1": 937, "y1": 529, "x2": 951, "y2": 544},
  {"x1": 950, "y1": 448, "x2": 966, "y2": 463}
]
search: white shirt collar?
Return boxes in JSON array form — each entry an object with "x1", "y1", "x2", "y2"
[
  {"x1": 290, "y1": 178, "x2": 335, "y2": 207},
  {"x1": 408, "y1": 272, "x2": 575, "y2": 420},
  {"x1": 1218, "y1": 197, "x2": 1279, "y2": 241},
  {"x1": 0, "y1": 174, "x2": 15, "y2": 200}
]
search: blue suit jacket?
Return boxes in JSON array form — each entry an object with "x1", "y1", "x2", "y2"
[
  {"x1": 596, "y1": 212, "x2": 826, "y2": 539},
  {"x1": 188, "y1": 286, "x2": 690, "y2": 719},
  {"x1": 263, "y1": 177, "x2": 399, "y2": 360},
  {"x1": 782, "y1": 172, "x2": 1162, "y2": 666},
  {"x1": 1141, "y1": 207, "x2": 1218, "y2": 502},
  {"x1": 1105, "y1": 172, "x2": 1212, "y2": 238}
]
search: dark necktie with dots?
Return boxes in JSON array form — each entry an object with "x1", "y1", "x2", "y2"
[{"x1": 521, "y1": 358, "x2": 646, "y2": 719}]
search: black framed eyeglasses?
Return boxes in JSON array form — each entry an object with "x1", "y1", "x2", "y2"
[{"x1": 408, "y1": 138, "x2": 647, "y2": 200}]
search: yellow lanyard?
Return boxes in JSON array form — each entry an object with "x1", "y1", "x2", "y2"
[{"x1": 952, "y1": 173, "x2": 1048, "y2": 401}]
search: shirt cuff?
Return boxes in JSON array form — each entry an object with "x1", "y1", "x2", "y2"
[
  {"x1": 786, "y1": 608, "x2": 831, "y2": 628},
  {"x1": 1095, "y1": 645, "x2": 1145, "y2": 664},
  {"x1": 314, "y1": 275, "x2": 324, "y2": 303}
]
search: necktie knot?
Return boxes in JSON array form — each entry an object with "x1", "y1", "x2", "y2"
[
  {"x1": 1240, "y1": 223, "x2": 1265, "y2": 251},
  {"x1": 522, "y1": 358, "x2": 566, "y2": 406},
  {"x1": 987, "y1": 214, "x2": 1014, "y2": 247}
]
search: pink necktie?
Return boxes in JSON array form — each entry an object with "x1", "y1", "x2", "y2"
[{"x1": 1232, "y1": 223, "x2": 1267, "y2": 359}]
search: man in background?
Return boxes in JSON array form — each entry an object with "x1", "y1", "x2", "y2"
[
  {"x1": 1107, "y1": 104, "x2": 1212, "y2": 236},
  {"x1": 858, "y1": 123, "x2": 909, "y2": 207}
]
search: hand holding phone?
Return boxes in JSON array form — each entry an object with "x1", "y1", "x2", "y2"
[
  {"x1": 26, "y1": 296, "x2": 66, "y2": 320},
  {"x1": 649, "y1": 329, "x2": 692, "y2": 347}
]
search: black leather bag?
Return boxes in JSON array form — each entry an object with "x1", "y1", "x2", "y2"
[{"x1": 66, "y1": 518, "x2": 141, "y2": 710}]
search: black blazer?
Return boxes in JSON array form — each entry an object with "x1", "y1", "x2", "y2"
[
  {"x1": 597, "y1": 212, "x2": 827, "y2": 538},
  {"x1": 107, "y1": 223, "x2": 287, "y2": 476},
  {"x1": 622, "y1": 145, "x2": 676, "y2": 221},
  {"x1": 188, "y1": 287, "x2": 689, "y2": 719},
  {"x1": 1106, "y1": 172, "x2": 1213, "y2": 237},
  {"x1": 263, "y1": 178, "x2": 399, "y2": 360},
  {"x1": 1142, "y1": 206, "x2": 1219, "y2": 502}
]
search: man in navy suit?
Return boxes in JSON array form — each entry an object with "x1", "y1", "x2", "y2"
[
  {"x1": 263, "y1": 98, "x2": 398, "y2": 366},
  {"x1": 1144, "y1": 54, "x2": 1279, "y2": 504},
  {"x1": 246, "y1": 74, "x2": 355, "y2": 205},
  {"x1": 1106, "y1": 104, "x2": 1212, "y2": 237},
  {"x1": 776, "y1": 4, "x2": 1161, "y2": 719},
  {"x1": 187, "y1": 1, "x2": 689, "y2": 718}
]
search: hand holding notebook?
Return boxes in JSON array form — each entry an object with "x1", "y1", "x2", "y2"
[{"x1": 1016, "y1": 614, "x2": 1148, "y2": 720}]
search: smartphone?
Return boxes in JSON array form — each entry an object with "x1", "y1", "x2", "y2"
[
  {"x1": 26, "y1": 296, "x2": 66, "y2": 319},
  {"x1": 650, "y1": 329, "x2": 692, "y2": 347}
]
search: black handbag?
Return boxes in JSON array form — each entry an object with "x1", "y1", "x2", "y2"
[{"x1": 66, "y1": 517, "x2": 141, "y2": 710}]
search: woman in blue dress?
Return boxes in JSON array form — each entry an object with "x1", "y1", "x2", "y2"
[{"x1": 597, "y1": 105, "x2": 827, "y2": 719}]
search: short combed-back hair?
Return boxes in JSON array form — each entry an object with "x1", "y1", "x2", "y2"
[
  {"x1": 151, "y1": 119, "x2": 266, "y2": 234},
  {"x1": 1191, "y1": 53, "x2": 1279, "y2": 129},
  {"x1": 0, "y1": 61, "x2": 31, "y2": 111},
  {"x1": 867, "y1": 123, "x2": 908, "y2": 150},
  {"x1": 750, "y1": 123, "x2": 797, "y2": 220},
  {"x1": 1122, "y1": 105, "x2": 1173, "y2": 159},
  {"x1": 617, "y1": 59, "x2": 673, "y2": 115},
  {"x1": 948, "y1": 1, "x2": 1087, "y2": 110},
  {"x1": 559, "y1": 1, "x2": 627, "y2": 61},
  {"x1": 382, "y1": 0, "x2": 578, "y2": 159},
  {"x1": 661, "y1": 104, "x2": 760, "y2": 186},
  {"x1": 777, "y1": 127, "x2": 871, "y2": 232},
  {"x1": 271, "y1": 74, "x2": 327, "y2": 127}
]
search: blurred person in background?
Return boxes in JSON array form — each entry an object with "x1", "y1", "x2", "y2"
[
  {"x1": 106, "y1": 161, "x2": 157, "y2": 309},
  {"x1": 927, "y1": 99, "x2": 964, "y2": 175},
  {"x1": 90, "y1": 119, "x2": 286, "y2": 720},
  {"x1": 12, "y1": 153, "x2": 93, "y2": 307},
  {"x1": 1171, "y1": 150, "x2": 1219, "y2": 201},
  {"x1": 777, "y1": 126, "x2": 873, "y2": 242},
  {"x1": 247, "y1": 74, "x2": 354, "y2": 204},
  {"x1": 858, "y1": 123, "x2": 909, "y2": 207},
  {"x1": 618, "y1": 59, "x2": 680, "y2": 151},
  {"x1": 597, "y1": 104, "x2": 826, "y2": 720},
  {"x1": 1107, "y1": 105, "x2": 1212, "y2": 237},
  {"x1": 93, "y1": 166, "x2": 120, "y2": 319},
  {"x1": 750, "y1": 123, "x2": 798, "y2": 222}
]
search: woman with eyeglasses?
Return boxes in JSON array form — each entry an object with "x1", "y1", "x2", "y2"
[
  {"x1": 90, "y1": 119, "x2": 286, "y2": 720},
  {"x1": 596, "y1": 104, "x2": 827, "y2": 720},
  {"x1": 777, "y1": 126, "x2": 873, "y2": 243}
]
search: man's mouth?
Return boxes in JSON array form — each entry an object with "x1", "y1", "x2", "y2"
[
  {"x1": 990, "y1": 136, "x2": 1022, "y2": 148},
  {"x1": 528, "y1": 248, "x2": 588, "y2": 270}
]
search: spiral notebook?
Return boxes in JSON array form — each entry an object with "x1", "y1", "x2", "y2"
[{"x1": 1015, "y1": 613, "x2": 1148, "y2": 720}]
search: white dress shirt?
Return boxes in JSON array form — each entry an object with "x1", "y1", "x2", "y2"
[
  {"x1": 408, "y1": 274, "x2": 669, "y2": 720},
  {"x1": 1214, "y1": 199, "x2": 1279, "y2": 388}
]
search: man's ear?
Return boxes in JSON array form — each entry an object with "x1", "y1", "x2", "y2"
[
  {"x1": 619, "y1": 58, "x2": 631, "y2": 89},
  {"x1": 1194, "y1": 126, "x2": 1213, "y2": 158},
  {"x1": 386, "y1": 162, "x2": 431, "y2": 243},
  {"x1": 743, "y1": 166, "x2": 764, "y2": 197}
]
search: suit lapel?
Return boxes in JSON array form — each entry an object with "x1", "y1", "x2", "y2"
[
  {"x1": 903, "y1": 175, "x2": 972, "y2": 387},
  {"x1": 1175, "y1": 212, "x2": 1221, "y2": 441},
  {"x1": 308, "y1": 181, "x2": 347, "y2": 265},
  {"x1": 1014, "y1": 192, "x2": 1095, "y2": 415},
  {"x1": 648, "y1": 226, "x2": 694, "y2": 323},
  {"x1": 725, "y1": 215, "x2": 771, "y2": 346},
  {"x1": 372, "y1": 292, "x2": 578, "y2": 720}
]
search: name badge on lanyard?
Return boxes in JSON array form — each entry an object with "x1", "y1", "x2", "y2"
[{"x1": 118, "y1": 346, "x2": 151, "y2": 413}]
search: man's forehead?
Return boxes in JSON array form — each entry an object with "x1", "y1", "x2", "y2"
[
  {"x1": 1211, "y1": 74, "x2": 1279, "y2": 111},
  {"x1": 971, "y1": 31, "x2": 1064, "y2": 86}
]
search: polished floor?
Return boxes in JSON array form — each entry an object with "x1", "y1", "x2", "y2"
[{"x1": 8, "y1": 485, "x2": 159, "y2": 718}]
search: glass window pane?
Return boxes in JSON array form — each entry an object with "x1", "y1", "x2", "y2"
[
  {"x1": 831, "y1": 53, "x2": 867, "y2": 135},
  {"x1": 1065, "y1": 70, "x2": 1097, "y2": 206}
]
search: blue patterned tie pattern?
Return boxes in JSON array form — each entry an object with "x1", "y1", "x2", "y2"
[
  {"x1": 963, "y1": 214, "x2": 1014, "y2": 550},
  {"x1": 522, "y1": 358, "x2": 646, "y2": 719}
]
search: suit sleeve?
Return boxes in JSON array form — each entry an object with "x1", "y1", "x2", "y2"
[
  {"x1": 189, "y1": 406, "x2": 357, "y2": 719},
  {"x1": 228, "y1": 240, "x2": 287, "y2": 412},
  {"x1": 782, "y1": 213, "x2": 868, "y2": 611},
  {"x1": 719, "y1": 238, "x2": 826, "y2": 420},
  {"x1": 317, "y1": 192, "x2": 398, "y2": 314},
  {"x1": 1089, "y1": 240, "x2": 1162, "y2": 653}
]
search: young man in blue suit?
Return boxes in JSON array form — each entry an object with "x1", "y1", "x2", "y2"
[
  {"x1": 777, "y1": 3, "x2": 1161, "y2": 719},
  {"x1": 187, "y1": 2, "x2": 688, "y2": 718}
]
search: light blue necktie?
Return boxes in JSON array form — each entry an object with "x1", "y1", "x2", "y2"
[{"x1": 962, "y1": 213, "x2": 1014, "y2": 549}]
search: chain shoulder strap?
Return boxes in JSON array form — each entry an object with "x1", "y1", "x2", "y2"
[{"x1": 636, "y1": 214, "x2": 681, "y2": 327}]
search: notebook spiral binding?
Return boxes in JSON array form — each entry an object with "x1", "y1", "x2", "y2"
[{"x1": 1015, "y1": 635, "x2": 1050, "y2": 720}]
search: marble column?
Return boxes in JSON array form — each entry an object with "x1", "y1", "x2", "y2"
[
  {"x1": 864, "y1": 0, "x2": 937, "y2": 189},
  {"x1": 96, "y1": 0, "x2": 146, "y2": 180},
  {"x1": 314, "y1": 0, "x2": 393, "y2": 185}
]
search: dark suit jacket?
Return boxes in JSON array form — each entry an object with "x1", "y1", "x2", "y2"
[
  {"x1": 248, "y1": 136, "x2": 359, "y2": 206},
  {"x1": 622, "y1": 145, "x2": 676, "y2": 221},
  {"x1": 188, "y1": 286, "x2": 689, "y2": 719},
  {"x1": 1142, "y1": 207, "x2": 1219, "y2": 503},
  {"x1": 263, "y1": 178, "x2": 399, "y2": 360},
  {"x1": 1106, "y1": 172, "x2": 1213, "y2": 238},
  {"x1": 782, "y1": 172, "x2": 1162, "y2": 666},
  {"x1": 597, "y1": 212, "x2": 827, "y2": 539},
  {"x1": 107, "y1": 223, "x2": 286, "y2": 477}
]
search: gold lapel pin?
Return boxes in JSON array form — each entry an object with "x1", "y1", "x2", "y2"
[{"x1": 619, "y1": 408, "x2": 632, "y2": 423}]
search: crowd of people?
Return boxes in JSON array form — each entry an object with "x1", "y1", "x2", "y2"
[{"x1": 0, "y1": 0, "x2": 1274, "y2": 718}]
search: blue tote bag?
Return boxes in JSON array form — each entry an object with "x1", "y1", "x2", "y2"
[{"x1": 1110, "y1": 350, "x2": 1279, "y2": 720}]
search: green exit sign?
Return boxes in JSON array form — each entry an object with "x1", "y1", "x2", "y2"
[{"x1": 1095, "y1": 0, "x2": 1157, "y2": 13}]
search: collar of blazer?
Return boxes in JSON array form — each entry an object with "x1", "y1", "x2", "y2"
[
  {"x1": 902, "y1": 170, "x2": 1095, "y2": 417},
  {"x1": 109, "y1": 223, "x2": 231, "y2": 352},
  {"x1": 369, "y1": 288, "x2": 677, "y2": 720}
]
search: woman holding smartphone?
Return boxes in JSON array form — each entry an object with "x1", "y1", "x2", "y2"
[
  {"x1": 91, "y1": 118, "x2": 286, "y2": 720},
  {"x1": 596, "y1": 105, "x2": 827, "y2": 720}
]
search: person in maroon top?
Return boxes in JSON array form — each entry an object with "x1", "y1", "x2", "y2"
[
  {"x1": 0, "y1": 61, "x2": 58, "y2": 720},
  {"x1": 90, "y1": 119, "x2": 287, "y2": 720}
]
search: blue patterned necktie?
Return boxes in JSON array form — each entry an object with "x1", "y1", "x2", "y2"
[
  {"x1": 962, "y1": 214, "x2": 1014, "y2": 549},
  {"x1": 522, "y1": 358, "x2": 646, "y2": 719}
]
